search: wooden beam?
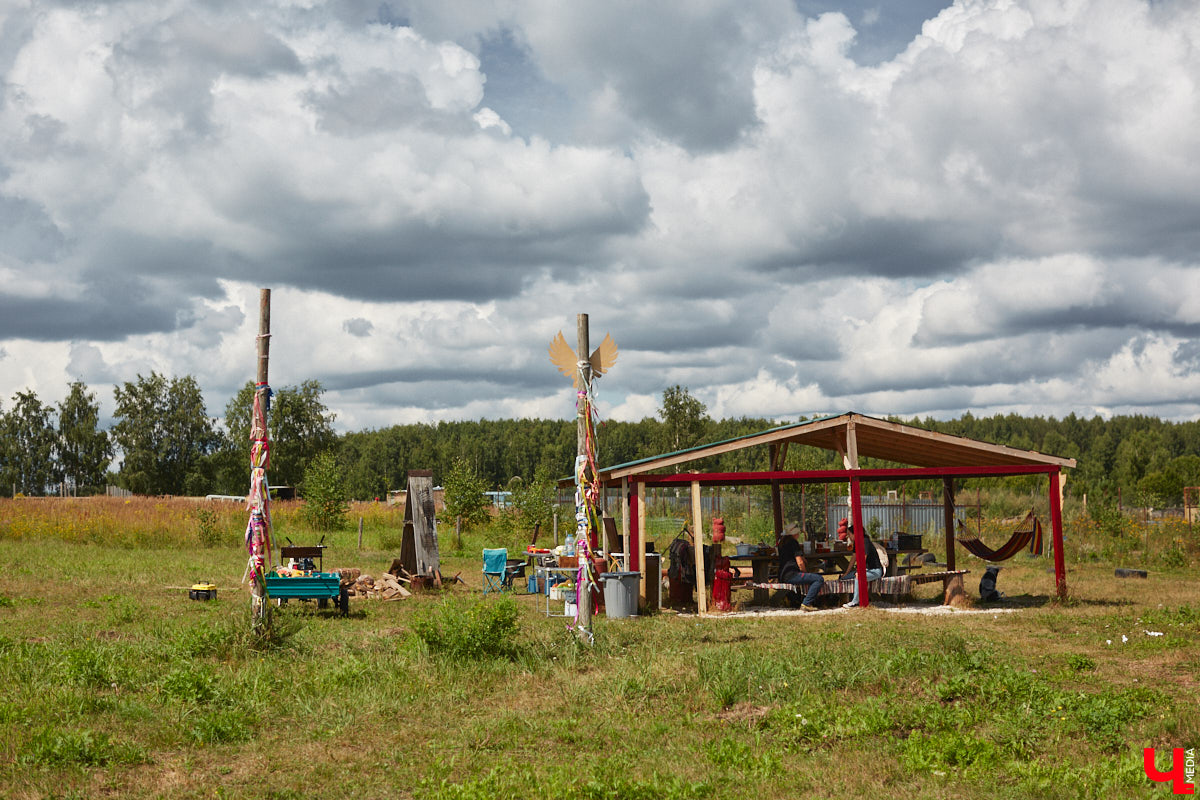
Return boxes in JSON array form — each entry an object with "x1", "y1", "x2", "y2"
[
  {"x1": 691, "y1": 480, "x2": 707, "y2": 615},
  {"x1": 1050, "y1": 470, "x2": 1066, "y2": 599},
  {"x1": 851, "y1": 477, "x2": 868, "y2": 608},
  {"x1": 620, "y1": 477, "x2": 629, "y2": 563},
  {"x1": 844, "y1": 418, "x2": 859, "y2": 470},
  {"x1": 943, "y1": 478, "x2": 956, "y2": 572},
  {"x1": 635, "y1": 480, "x2": 646, "y2": 604},
  {"x1": 769, "y1": 444, "x2": 783, "y2": 540}
]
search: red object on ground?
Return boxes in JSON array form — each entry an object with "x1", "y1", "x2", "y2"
[
  {"x1": 712, "y1": 569, "x2": 732, "y2": 611},
  {"x1": 711, "y1": 555, "x2": 732, "y2": 611},
  {"x1": 712, "y1": 517, "x2": 726, "y2": 542}
]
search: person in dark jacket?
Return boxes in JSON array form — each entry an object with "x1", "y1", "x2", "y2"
[{"x1": 776, "y1": 524, "x2": 823, "y2": 610}]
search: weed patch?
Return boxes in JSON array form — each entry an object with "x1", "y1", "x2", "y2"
[
  {"x1": 411, "y1": 595, "x2": 521, "y2": 661},
  {"x1": 19, "y1": 728, "x2": 149, "y2": 767}
]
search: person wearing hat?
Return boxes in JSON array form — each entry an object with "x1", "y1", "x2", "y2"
[
  {"x1": 776, "y1": 523, "x2": 824, "y2": 610},
  {"x1": 838, "y1": 521, "x2": 883, "y2": 608}
]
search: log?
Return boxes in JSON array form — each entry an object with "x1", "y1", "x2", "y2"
[{"x1": 943, "y1": 574, "x2": 972, "y2": 608}]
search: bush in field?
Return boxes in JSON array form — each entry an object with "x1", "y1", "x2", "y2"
[
  {"x1": 300, "y1": 451, "x2": 349, "y2": 531},
  {"x1": 1089, "y1": 500, "x2": 1136, "y2": 540},
  {"x1": 508, "y1": 465, "x2": 557, "y2": 536},
  {"x1": 411, "y1": 595, "x2": 520, "y2": 661},
  {"x1": 441, "y1": 458, "x2": 490, "y2": 530}
]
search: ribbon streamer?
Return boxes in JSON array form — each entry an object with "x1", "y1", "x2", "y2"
[{"x1": 244, "y1": 384, "x2": 274, "y2": 616}]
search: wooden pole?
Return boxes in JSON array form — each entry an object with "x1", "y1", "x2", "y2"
[
  {"x1": 358, "y1": 517, "x2": 363, "y2": 550},
  {"x1": 576, "y1": 313, "x2": 593, "y2": 634},
  {"x1": 851, "y1": 477, "x2": 868, "y2": 607},
  {"x1": 621, "y1": 477, "x2": 630, "y2": 563},
  {"x1": 635, "y1": 479, "x2": 646, "y2": 606},
  {"x1": 691, "y1": 480, "x2": 707, "y2": 615},
  {"x1": 769, "y1": 444, "x2": 783, "y2": 542},
  {"x1": 250, "y1": 288, "x2": 272, "y2": 630},
  {"x1": 257, "y1": 289, "x2": 270, "y2": 386},
  {"x1": 943, "y1": 478, "x2": 956, "y2": 571},
  {"x1": 1050, "y1": 470, "x2": 1067, "y2": 599}
]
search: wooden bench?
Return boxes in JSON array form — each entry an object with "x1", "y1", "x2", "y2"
[{"x1": 736, "y1": 570, "x2": 971, "y2": 606}]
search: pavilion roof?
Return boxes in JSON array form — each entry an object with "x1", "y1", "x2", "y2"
[{"x1": 593, "y1": 412, "x2": 1076, "y2": 483}]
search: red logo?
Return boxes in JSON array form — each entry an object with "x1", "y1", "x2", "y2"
[{"x1": 1144, "y1": 748, "x2": 1196, "y2": 794}]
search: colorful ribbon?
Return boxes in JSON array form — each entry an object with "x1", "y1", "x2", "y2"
[{"x1": 244, "y1": 384, "x2": 274, "y2": 612}]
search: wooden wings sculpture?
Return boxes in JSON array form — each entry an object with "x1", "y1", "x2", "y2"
[{"x1": 549, "y1": 331, "x2": 618, "y2": 389}]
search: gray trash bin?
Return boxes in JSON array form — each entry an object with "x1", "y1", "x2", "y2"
[{"x1": 600, "y1": 571, "x2": 640, "y2": 618}]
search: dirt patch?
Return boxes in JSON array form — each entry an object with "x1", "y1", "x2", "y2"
[
  {"x1": 715, "y1": 702, "x2": 771, "y2": 725},
  {"x1": 686, "y1": 603, "x2": 1022, "y2": 619}
]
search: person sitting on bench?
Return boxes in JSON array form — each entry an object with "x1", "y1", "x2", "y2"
[
  {"x1": 777, "y1": 524, "x2": 823, "y2": 611},
  {"x1": 837, "y1": 520, "x2": 883, "y2": 609}
]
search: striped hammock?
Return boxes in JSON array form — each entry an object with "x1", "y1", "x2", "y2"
[{"x1": 955, "y1": 511, "x2": 1043, "y2": 562}]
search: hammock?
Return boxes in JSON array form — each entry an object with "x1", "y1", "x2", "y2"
[{"x1": 955, "y1": 511, "x2": 1044, "y2": 562}]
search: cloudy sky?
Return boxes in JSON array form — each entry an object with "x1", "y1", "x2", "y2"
[{"x1": 3, "y1": 0, "x2": 1200, "y2": 432}]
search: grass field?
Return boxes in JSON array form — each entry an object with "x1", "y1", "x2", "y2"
[{"x1": 0, "y1": 497, "x2": 1197, "y2": 799}]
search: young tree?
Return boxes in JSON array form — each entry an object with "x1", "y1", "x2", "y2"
[
  {"x1": 441, "y1": 457, "x2": 490, "y2": 529},
  {"x1": 111, "y1": 373, "x2": 218, "y2": 495},
  {"x1": 508, "y1": 464, "x2": 557, "y2": 536},
  {"x1": 658, "y1": 384, "x2": 710, "y2": 454},
  {"x1": 300, "y1": 450, "x2": 349, "y2": 531},
  {"x1": 1, "y1": 390, "x2": 59, "y2": 495},
  {"x1": 57, "y1": 381, "x2": 111, "y2": 492}
]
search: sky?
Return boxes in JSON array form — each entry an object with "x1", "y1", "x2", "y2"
[{"x1": 2, "y1": 0, "x2": 1200, "y2": 433}]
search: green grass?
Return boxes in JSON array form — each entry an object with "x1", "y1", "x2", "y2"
[{"x1": 0, "y1": 503, "x2": 1197, "y2": 799}]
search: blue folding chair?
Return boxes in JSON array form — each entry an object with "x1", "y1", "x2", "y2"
[{"x1": 482, "y1": 551, "x2": 511, "y2": 594}]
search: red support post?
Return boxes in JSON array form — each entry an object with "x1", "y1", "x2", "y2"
[
  {"x1": 1050, "y1": 470, "x2": 1067, "y2": 599},
  {"x1": 629, "y1": 487, "x2": 640, "y2": 573},
  {"x1": 851, "y1": 477, "x2": 868, "y2": 608}
]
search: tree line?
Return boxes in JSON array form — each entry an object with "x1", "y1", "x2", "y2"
[{"x1": 4, "y1": 377, "x2": 1200, "y2": 508}]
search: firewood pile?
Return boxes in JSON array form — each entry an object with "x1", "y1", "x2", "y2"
[
  {"x1": 334, "y1": 564, "x2": 462, "y2": 600},
  {"x1": 333, "y1": 568, "x2": 411, "y2": 600}
]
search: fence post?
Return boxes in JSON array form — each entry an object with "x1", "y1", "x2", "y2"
[{"x1": 358, "y1": 517, "x2": 363, "y2": 550}]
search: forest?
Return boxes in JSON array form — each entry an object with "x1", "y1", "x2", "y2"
[{"x1": 3, "y1": 376, "x2": 1200, "y2": 508}]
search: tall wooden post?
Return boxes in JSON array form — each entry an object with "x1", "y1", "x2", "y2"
[
  {"x1": 1050, "y1": 470, "x2": 1067, "y2": 599},
  {"x1": 258, "y1": 289, "x2": 270, "y2": 389},
  {"x1": 851, "y1": 477, "x2": 868, "y2": 607},
  {"x1": 247, "y1": 288, "x2": 273, "y2": 630},
  {"x1": 691, "y1": 480, "x2": 707, "y2": 614},
  {"x1": 768, "y1": 444, "x2": 783, "y2": 541},
  {"x1": 621, "y1": 477, "x2": 630, "y2": 567},
  {"x1": 576, "y1": 314, "x2": 593, "y2": 634},
  {"x1": 943, "y1": 478, "x2": 956, "y2": 571},
  {"x1": 635, "y1": 479, "x2": 646, "y2": 607}
]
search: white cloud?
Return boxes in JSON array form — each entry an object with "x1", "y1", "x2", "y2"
[{"x1": 4, "y1": 0, "x2": 1200, "y2": 432}]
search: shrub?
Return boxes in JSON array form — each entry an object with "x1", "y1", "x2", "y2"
[
  {"x1": 411, "y1": 595, "x2": 520, "y2": 661},
  {"x1": 20, "y1": 728, "x2": 148, "y2": 767},
  {"x1": 194, "y1": 505, "x2": 226, "y2": 548},
  {"x1": 187, "y1": 709, "x2": 253, "y2": 745}
]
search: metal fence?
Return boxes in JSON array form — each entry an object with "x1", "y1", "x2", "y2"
[{"x1": 824, "y1": 495, "x2": 981, "y2": 539}]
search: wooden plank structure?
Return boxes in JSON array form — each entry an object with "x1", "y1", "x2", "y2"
[
  {"x1": 399, "y1": 470, "x2": 441, "y2": 580},
  {"x1": 566, "y1": 412, "x2": 1076, "y2": 613}
]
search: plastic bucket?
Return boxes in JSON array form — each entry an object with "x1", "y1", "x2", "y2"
[{"x1": 600, "y1": 571, "x2": 640, "y2": 619}]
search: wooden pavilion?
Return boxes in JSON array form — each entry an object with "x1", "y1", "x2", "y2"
[{"x1": 587, "y1": 412, "x2": 1076, "y2": 612}]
